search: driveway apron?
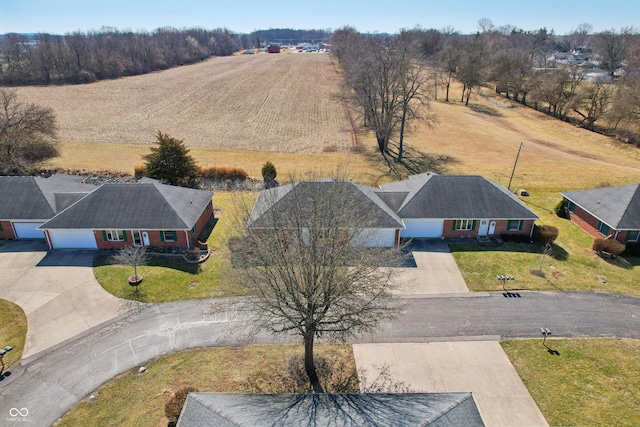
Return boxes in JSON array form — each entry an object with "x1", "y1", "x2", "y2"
[
  {"x1": 0, "y1": 240, "x2": 126, "y2": 360},
  {"x1": 394, "y1": 239, "x2": 469, "y2": 295}
]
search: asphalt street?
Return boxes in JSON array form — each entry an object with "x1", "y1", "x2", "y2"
[{"x1": 1, "y1": 291, "x2": 639, "y2": 426}]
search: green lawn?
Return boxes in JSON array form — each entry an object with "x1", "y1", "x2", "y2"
[
  {"x1": 501, "y1": 338, "x2": 640, "y2": 427},
  {"x1": 0, "y1": 299, "x2": 27, "y2": 371},
  {"x1": 93, "y1": 192, "x2": 254, "y2": 303},
  {"x1": 57, "y1": 344, "x2": 357, "y2": 427},
  {"x1": 451, "y1": 191, "x2": 640, "y2": 296}
]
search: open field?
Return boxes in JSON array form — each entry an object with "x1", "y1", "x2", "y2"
[
  {"x1": 16, "y1": 53, "x2": 352, "y2": 153},
  {"x1": 502, "y1": 338, "x2": 640, "y2": 427},
  {"x1": 57, "y1": 344, "x2": 356, "y2": 427}
]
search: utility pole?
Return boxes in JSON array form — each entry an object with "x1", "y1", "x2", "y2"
[{"x1": 508, "y1": 142, "x2": 524, "y2": 191}]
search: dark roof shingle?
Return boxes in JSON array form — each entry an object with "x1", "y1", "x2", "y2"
[
  {"x1": 177, "y1": 393, "x2": 485, "y2": 427},
  {"x1": 562, "y1": 184, "x2": 640, "y2": 229}
]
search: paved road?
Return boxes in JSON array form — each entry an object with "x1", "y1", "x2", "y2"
[{"x1": 1, "y1": 291, "x2": 638, "y2": 426}]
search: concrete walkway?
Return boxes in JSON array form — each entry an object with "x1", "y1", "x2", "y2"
[
  {"x1": 0, "y1": 240, "x2": 127, "y2": 359},
  {"x1": 393, "y1": 239, "x2": 469, "y2": 295},
  {"x1": 353, "y1": 342, "x2": 548, "y2": 427}
]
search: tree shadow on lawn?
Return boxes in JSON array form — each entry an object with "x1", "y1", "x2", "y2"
[
  {"x1": 364, "y1": 144, "x2": 458, "y2": 182},
  {"x1": 448, "y1": 240, "x2": 540, "y2": 254},
  {"x1": 468, "y1": 103, "x2": 504, "y2": 117},
  {"x1": 597, "y1": 253, "x2": 637, "y2": 270}
]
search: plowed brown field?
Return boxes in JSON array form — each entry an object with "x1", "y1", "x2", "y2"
[{"x1": 16, "y1": 53, "x2": 352, "y2": 153}]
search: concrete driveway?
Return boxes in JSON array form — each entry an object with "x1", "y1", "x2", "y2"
[
  {"x1": 0, "y1": 240, "x2": 127, "y2": 360},
  {"x1": 353, "y1": 342, "x2": 548, "y2": 427},
  {"x1": 393, "y1": 239, "x2": 469, "y2": 295}
]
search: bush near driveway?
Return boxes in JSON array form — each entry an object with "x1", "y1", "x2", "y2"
[{"x1": 450, "y1": 191, "x2": 639, "y2": 296}]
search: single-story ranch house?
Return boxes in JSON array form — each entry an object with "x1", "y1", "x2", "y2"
[
  {"x1": 1, "y1": 175, "x2": 215, "y2": 250},
  {"x1": 249, "y1": 173, "x2": 539, "y2": 247},
  {"x1": 561, "y1": 183, "x2": 640, "y2": 243}
]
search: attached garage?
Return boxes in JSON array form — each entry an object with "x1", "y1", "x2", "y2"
[
  {"x1": 48, "y1": 229, "x2": 98, "y2": 249},
  {"x1": 400, "y1": 219, "x2": 444, "y2": 238},
  {"x1": 13, "y1": 222, "x2": 46, "y2": 239},
  {"x1": 356, "y1": 228, "x2": 397, "y2": 248}
]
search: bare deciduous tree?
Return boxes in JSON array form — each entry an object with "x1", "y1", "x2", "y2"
[
  {"x1": 0, "y1": 89, "x2": 58, "y2": 175},
  {"x1": 113, "y1": 245, "x2": 150, "y2": 284},
  {"x1": 229, "y1": 174, "x2": 406, "y2": 393}
]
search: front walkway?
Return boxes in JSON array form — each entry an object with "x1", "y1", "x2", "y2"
[
  {"x1": 0, "y1": 240, "x2": 127, "y2": 360},
  {"x1": 353, "y1": 342, "x2": 548, "y2": 427}
]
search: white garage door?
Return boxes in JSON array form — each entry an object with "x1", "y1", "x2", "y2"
[
  {"x1": 400, "y1": 219, "x2": 444, "y2": 238},
  {"x1": 49, "y1": 229, "x2": 98, "y2": 249},
  {"x1": 13, "y1": 222, "x2": 45, "y2": 239}
]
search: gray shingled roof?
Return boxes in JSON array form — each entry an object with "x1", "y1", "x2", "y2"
[
  {"x1": 249, "y1": 180, "x2": 404, "y2": 229},
  {"x1": 562, "y1": 184, "x2": 640, "y2": 229},
  {"x1": 177, "y1": 392, "x2": 485, "y2": 427},
  {"x1": 41, "y1": 182, "x2": 214, "y2": 230},
  {"x1": 379, "y1": 173, "x2": 539, "y2": 220},
  {"x1": 0, "y1": 175, "x2": 92, "y2": 220}
]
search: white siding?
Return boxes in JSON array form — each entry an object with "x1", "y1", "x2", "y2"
[
  {"x1": 49, "y1": 229, "x2": 98, "y2": 249},
  {"x1": 13, "y1": 222, "x2": 45, "y2": 239},
  {"x1": 400, "y1": 219, "x2": 444, "y2": 238}
]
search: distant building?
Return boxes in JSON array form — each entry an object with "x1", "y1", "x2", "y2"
[{"x1": 267, "y1": 45, "x2": 281, "y2": 53}]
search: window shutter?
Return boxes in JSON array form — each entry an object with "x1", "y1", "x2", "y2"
[
  {"x1": 160, "y1": 231, "x2": 165, "y2": 242},
  {"x1": 123, "y1": 231, "x2": 127, "y2": 242},
  {"x1": 452, "y1": 220, "x2": 456, "y2": 230},
  {"x1": 102, "y1": 230, "x2": 107, "y2": 240},
  {"x1": 472, "y1": 220, "x2": 477, "y2": 230},
  {"x1": 519, "y1": 220, "x2": 523, "y2": 231}
]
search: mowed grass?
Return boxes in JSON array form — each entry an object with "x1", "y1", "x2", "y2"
[
  {"x1": 501, "y1": 338, "x2": 640, "y2": 427},
  {"x1": 57, "y1": 344, "x2": 357, "y2": 427},
  {"x1": 0, "y1": 299, "x2": 27, "y2": 371},
  {"x1": 451, "y1": 190, "x2": 640, "y2": 296},
  {"x1": 93, "y1": 192, "x2": 254, "y2": 303}
]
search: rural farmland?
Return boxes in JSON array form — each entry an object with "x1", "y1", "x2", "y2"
[{"x1": 15, "y1": 53, "x2": 353, "y2": 153}]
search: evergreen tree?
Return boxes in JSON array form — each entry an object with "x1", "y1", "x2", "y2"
[{"x1": 143, "y1": 131, "x2": 199, "y2": 186}]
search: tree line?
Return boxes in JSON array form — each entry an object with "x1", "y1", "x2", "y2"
[
  {"x1": 332, "y1": 22, "x2": 640, "y2": 150},
  {"x1": 0, "y1": 27, "x2": 239, "y2": 85}
]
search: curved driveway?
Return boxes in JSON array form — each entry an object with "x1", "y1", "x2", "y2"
[
  {"x1": 1, "y1": 291, "x2": 639, "y2": 426},
  {"x1": 0, "y1": 241, "x2": 127, "y2": 360}
]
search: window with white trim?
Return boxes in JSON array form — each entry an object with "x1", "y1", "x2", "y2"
[
  {"x1": 161, "y1": 230, "x2": 177, "y2": 242},
  {"x1": 105, "y1": 229, "x2": 125, "y2": 241},
  {"x1": 597, "y1": 221, "x2": 610, "y2": 236},
  {"x1": 507, "y1": 220, "x2": 523, "y2": 231},
  {"x1": 454, "y1": 219, "x2": 474, "y2": 230},
  {"x1": 626, "y1": 230, "x2": 639, "y2": 242}
]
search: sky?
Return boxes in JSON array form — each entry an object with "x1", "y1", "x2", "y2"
[{"x1": 1, "y1": 0, "x2": 638, "y2": 35}]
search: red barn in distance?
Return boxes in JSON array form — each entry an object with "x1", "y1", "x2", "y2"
[{"x1": 267, "y1": 45, "x2": 281, "y2": 53}]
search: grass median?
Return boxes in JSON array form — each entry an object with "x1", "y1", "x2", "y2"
[{"x1": 0, "y1": 299, "x2": 26, "y2": 372}]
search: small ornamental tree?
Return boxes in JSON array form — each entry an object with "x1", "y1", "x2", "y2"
[
  {"x1": 554, "y1": 200, "x2": 569, "y2": 219},
  {"x1": 143, "y1": 131, "x2": 199, "y2": 186},
  {"x1": 261, "y1": 161, "x2": 277, "y2": 188},
  {"x1": 114, "y1": 245, "x2": 150, "y2": 285}
]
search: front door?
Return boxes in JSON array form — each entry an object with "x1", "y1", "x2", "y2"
[
  {"x1": 133, "y1": 230, "x2": 143, "y2": 246},
  {"x1": 489, "y1": 221, "x2": 496, "y2": 235},
  {"x1": 478, "y1": 219, "x2": 489, "y2": 236}
]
